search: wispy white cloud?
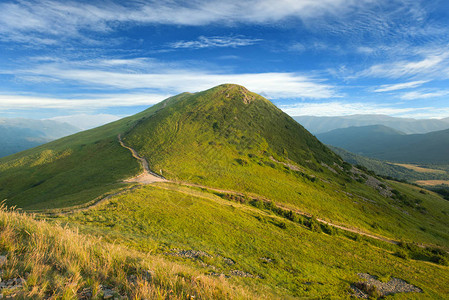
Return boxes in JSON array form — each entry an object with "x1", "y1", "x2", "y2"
[
  {"x1": 373, "y1": 80, "x2": 429, "y2": 92},
  {"x1": 170, "y1": 36, "x2": 261, "y2": 49},
  {"x1": 400, "y1": 90, "x2": 449, "y2": 100},
  {"x1": 288, "y1": 43, "x2": 306, "y2": 52},
  {"x1": 0, "y1": 0, "x2": 414, "y2": 45},
  {"x1": 359, "y1": 52, "x2": 449, "y2": 79},
  {"x1": 0, "y1": 93, "x2": 169, "y2": 110},
  {"x1": 280, "y1": 101, "x2": 421, "y2": 117},
  {"x1": 6, "y1": 58, "x2": 338, "y2": 99},
  {"x1": 280, "y1": 101, "x2": 449, "y2": 119}
]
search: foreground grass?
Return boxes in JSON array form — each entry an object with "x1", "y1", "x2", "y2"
[
  {"x1": 0, "y1": 205, "x2": 254, "y2": 299},
  {"x1": 60, "y1": 184, "x2": 449, "y2": 299}
]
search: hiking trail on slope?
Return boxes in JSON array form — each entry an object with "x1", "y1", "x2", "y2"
[
  {"x1": 117, "y1": 134, "x2": 403, "y2": 246},
  {"x1": 118, "y1": 134, "x2": 167, "y2": 184}
]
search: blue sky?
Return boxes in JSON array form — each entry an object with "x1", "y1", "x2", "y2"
[{"x1": 1, "y1": 0, "x2": 449, "y2": 125}]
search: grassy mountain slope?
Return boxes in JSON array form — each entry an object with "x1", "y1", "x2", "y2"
[
  {"x1": 59, "y1": 183, "x2": 449, "y2": 298},
  {"x1": 0, "y1": 84, "x2": 449, "y2": 298},
  {"x1": 120, "y1": 85, "x2": 449, "y2": 247},
  {"x1": 0, "y1": 118, "x2": 80, "y2": 157},
  {"x1": 124, "y1": 84, "x2": 338, "y2": 186},
  {"x1": 318, "y1": 125, "x2": 449, "y2": 164},
  {"x1": 294, "y1": 114, "x2": 449, "y2": 134},
  {"x1": 0, "y1": 85, "x2": 448, "y2": 245},
  {"x1": 0, "y1": 111, "x2": 148, "y2": 210}
]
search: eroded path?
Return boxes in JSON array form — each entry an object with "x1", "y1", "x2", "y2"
[
  {"x1": 59, "y1": 134, "x2": 400, "y2": 246},
  {"x1": 118, "y1": 134, "x2": 167, "y2": 184}
]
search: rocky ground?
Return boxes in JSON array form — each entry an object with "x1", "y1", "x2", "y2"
[{"x1": 351, "y1": 273, "x2": 422, "y2": 298}]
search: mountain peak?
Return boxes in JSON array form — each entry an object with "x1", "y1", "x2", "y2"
[{"x1": 209, "y1": 83, "x2": 259, "y2": 104}]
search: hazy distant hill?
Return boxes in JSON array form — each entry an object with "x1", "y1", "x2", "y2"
[
  {"x1": 329, "y1": 146, "x2": 449, "y2": 182},
  {"x1": 317, "y1": 125, "x2": 449, "y2": 164},
  {"x1": 294, "y1": 114, "x2": 449, "y2": 134},
  {"x1": 0, "y1": 118, "x2": 80, "y2": 157}
]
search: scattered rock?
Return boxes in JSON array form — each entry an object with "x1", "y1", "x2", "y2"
[
  {"x1": 78, "y1": 287, "x2": 93, "y2": 300},
  {"x1": 101, "y1": 286, "x2": 115, "y2": 299},
  {"x1": 0, "y1": 256, "x2": 6, "y2": 267},
  {"x1": 208, "y1": 272, "x2": 230, "y2": 278},
  {"x1": 321, "y1": 162, "x2": 338, "y2": 174},
  {"x1": 333, "y1": 162, "x2": 344, "y2": 171},
  {"x1": 303, "y1": 281, "x2": 323, "y2": 286},
  {"x1": 357, "y1": 195, "x2": 376, "y2": 203},
  {"x1": 208, "y1": 270, "x2": 262, "y2": 279},
  {"x1": 270, "y1": 156, "x2": 304, "y2": 172},
  {"x1": 166, "y1": 249, "x2": 212, "y2": 259},
  {"x1": 259, "y1": 257, "x2": 274, "y2": 263},
  {"x1": 219, "y1": 256, "x2": 235, "y2": 265},
  {"x1": 0, "y1": 276, "x2": 26, "y2": 299},
  {"x1": 351, "y1": 273, "x2": 422, "y2": 298},
  {"x1": 351, "y1": 167, "x2": 393, "y2": 197},
  {"x1": 230, "y1": 270, "x2": 254, "y2": 278}
]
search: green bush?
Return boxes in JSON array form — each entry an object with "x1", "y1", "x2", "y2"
[{"x1": 394, "y1": 249, "x2": 409, "y2": 259}]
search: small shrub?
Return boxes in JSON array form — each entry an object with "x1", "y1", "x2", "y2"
[
  {"x1": 250, "y1": 199, "x2": 264, "y2": 209},
  {"x1": 309, "y1": 218, "x2": 322, "y2": 233},
  {"x1": 395, "y1": 249, "x2": 409, "y2": 259},
  {"x1": 342, "y1": 162, "x2": 352, "y2": 171},
  {"x1": 277, "y1": 222, "x2": 287, "y2": 229},
  {"x1": 371, "y1": 222, "x2": 380, "y2": 230},
  {"x1": 235, "y1": 158, "x2": 248, "y2": 166},
  {"x1": 320, "y1": 223, "x2": 335, "y2": 235}
]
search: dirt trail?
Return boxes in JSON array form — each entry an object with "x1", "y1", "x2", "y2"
[
  {"x1": 50, "y1": 135, "x2": 401, "y2": 246},
  {"x1": 118, "y1": 134, "x2": 167, "y2": 184},
  {"x1": 41, "y1": 185, "x2": 142, "y2": 215},
  {"x1": 168, "y1": 181, "x2": 400, "y2": 245}
]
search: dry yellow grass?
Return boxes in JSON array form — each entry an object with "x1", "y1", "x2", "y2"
[
  {"x1": 0, "y1": 205, "x2": 256, "y2": 299},
  {"x1": 415, "y1": 180, "x2": 449, "y2": 186},
  {"x1": 390, "y1": 163, "x2": 446, "y2": 174}
]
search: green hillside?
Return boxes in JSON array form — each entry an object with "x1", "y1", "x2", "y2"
[
  {"x1": 0, "y1": 107, "x2": 156, "y2": 209},
  {"x1": 0, "y1": 84, "x2": 448, "y2": 298},
  {"x1": 123, "y1": 84, "x2": 338, "y2": 187},
  {"x1": 60, "y1": 183, "x2": 449, "y2": 298}
]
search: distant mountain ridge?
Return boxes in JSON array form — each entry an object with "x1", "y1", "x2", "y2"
[
  {"x1": 294, "y1": 114, "x2": 449, "y2": 134},
  {"x1": 317, "y1": 125, "x2": 449, "y2": 164},
  {"x1": 0, "y1": 118, "x2": 80, "y2": 158}
]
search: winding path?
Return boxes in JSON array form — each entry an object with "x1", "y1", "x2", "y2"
[
  {"x1": 51, "y1": 134, "x2": 401, "y2": 246},
  {"x1": 118, "y1": 134, "x2": 167, "y2": 184},
  {"x1": 117, "y1": 135, "x2": 402, "y2": 245}
]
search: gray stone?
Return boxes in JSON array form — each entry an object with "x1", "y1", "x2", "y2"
[
  {"x1": 351, "y1": 273, "x2": 422, "y2": 298},
  {"x1": 0, "y1": 256, "x2": 6, "y2": 267},
  {"x1": 103, "y1": 288, "x2": 115, "y2": 299}
]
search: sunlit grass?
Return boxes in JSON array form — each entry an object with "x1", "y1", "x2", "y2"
[{"x1": 0, "y1": 204, "x2": 254, "y2": 299}]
